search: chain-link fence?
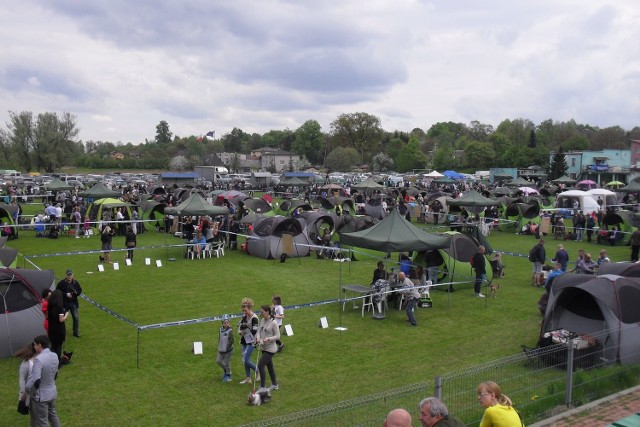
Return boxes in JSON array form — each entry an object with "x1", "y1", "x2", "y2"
[{"x1": 248, "y1": 325, "x2": 640, "y2": 426}]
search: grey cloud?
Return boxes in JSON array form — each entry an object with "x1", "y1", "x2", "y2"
[{"x1": 1, "y1": 66, "x2": 88, "y2": 101}]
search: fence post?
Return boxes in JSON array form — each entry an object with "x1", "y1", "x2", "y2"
[
  {"x1": 434, "y1": 376, "x2": 442, "y2": 400},
  {"x1": 564, "y1": 339, "x2": 575, "y2": 406}
]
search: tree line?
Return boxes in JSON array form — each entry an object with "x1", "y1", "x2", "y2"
[{"x1": 1, "y1": 110, "x2": 639, "y2": 174}]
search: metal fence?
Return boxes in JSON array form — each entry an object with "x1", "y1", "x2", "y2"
[{"x1": 247, "y1": 325, "x2": 640, "y2": 426}]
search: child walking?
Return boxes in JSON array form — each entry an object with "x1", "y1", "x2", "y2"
[
  {"x1": 272, "y1": 295, "x2": 285, "y2": 352},
  {"x1": 217, "y1": 314, "x2": 234, "y2": 382}
]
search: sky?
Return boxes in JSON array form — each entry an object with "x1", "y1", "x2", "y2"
[{"x1": 1, "y1": 1, "x2": 639, "y2": 144}]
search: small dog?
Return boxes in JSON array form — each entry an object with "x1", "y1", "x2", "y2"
[
  {"x1": 489, "y1": 283, "x2": 501, "y2": 298},
  {"x1": 247, "y1": 389, "x2": 271, "y2": 406}
]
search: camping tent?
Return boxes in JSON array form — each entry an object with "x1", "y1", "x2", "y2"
[
  {"x1": 299, "y1": 212, "x2": 335, "y2": 245},
  {"x1": 164, "y1": 193, "x2": 229, "y2": 217},
  {"x1": 447, "y1": 189, "x2": 498, "y2": 214},
  {"x1": 80, "y1": 183, "x2": 122, "y2": 199},
  {"x1": 44, "y1": 178, "x2": 73, "y2": 192},
  {"x1": 414, "y1": 231, "x2": 493, "y2": 288},
  {"x1": 87, "y1": 198, "x2": 133, "y2": 221},
  {"x1": 0, "y1": 204, "x2": 18, "y2": 239},
  {"x1": 598, "y1": 262, "x2": 640, "y2": 277},
  {"x1": 0, "y1": 268, "x2": 55, "y2": 358},
  {"x1": 0, "y1": 247, "x2": 18, "y2": 267},
  {"x1": 340, "y1": 209, "x2": 450, "y2": 253},
  {"x1": 246, "y1": 217, "x2": 311, "y2": 259},
  {"x1": 541, "y1": 273, "x2": 640, "y2": 365}
]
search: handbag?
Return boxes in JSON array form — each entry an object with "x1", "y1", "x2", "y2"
[{"x1": 17, "y1": 399, "x2": 29, "y2": 415}]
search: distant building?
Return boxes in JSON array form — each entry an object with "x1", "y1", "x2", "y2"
[{"x1": 549, "y1": 148, "x2": 631, "y2": 184}]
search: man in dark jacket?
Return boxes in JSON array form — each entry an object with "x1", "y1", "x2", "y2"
[
  {"x1": 56, "y1": 269, "x2": 83, "y2": 337},
  {"x1": 531, "y1": 239, "x2": 546, "y2": 287},
  {"x1": 472, "y1": 245, "x2": 487, "y2": 298}
]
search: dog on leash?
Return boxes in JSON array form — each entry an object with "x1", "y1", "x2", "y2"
[
  {"x1": 489, "y1": 283, "x2": 501, "y2": 298},
  {"x1": 247, "y1": 389, "x2": 271, "y2": 406}
]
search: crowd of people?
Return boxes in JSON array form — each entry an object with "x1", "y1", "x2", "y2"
[{"x1": 382, "y1": 381, "x2": 522, "y2": 426}]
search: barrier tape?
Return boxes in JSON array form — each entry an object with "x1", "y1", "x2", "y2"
[{"x1": 80, "y1": 293, "x2": 139, "y2": 328}]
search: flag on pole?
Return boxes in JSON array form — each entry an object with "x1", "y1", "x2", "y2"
[{"x1": 205, "y1": 130, "x2": 215, "y2": 138}]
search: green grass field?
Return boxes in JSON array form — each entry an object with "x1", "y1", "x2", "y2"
[{"x1": 0, "y1": 211, "x2": 632, "y2": 426}]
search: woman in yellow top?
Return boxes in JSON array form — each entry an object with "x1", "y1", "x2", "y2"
[{"x1": 477, "y1": 381, "x2": 523, "y2": 427}]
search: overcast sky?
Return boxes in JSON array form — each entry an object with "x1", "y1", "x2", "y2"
[{"x1": 1, "y1": 1, "x2": 638, "y2": 144}]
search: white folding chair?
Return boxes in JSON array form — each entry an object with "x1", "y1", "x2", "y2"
[{"x1": 211, "y1": 242, "x2": 225, "y2": 258}]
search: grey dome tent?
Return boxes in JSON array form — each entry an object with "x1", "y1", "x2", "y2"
[
  {"x1": 0, "y1": 268, "x2": 55, "y2": 358},
  {"x1": 541, "y1": 273, "x2": 640, "y2": 365},
  {"x1": 246, "y1": 217, "x2": 311, "y2": 259},
  {"x1": 413, "y1": 231, "x2": 492, "y2": 289}
]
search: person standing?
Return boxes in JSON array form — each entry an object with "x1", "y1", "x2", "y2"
[
  {"x1": 238, "y1": 298, "x2": 259, "y2": 385},
  {"x1": 73, "y1": 206, "x2": 82, "y2": 238},
  {"x1": 47, "y1": 289, "x2": 68, "y2": 363},
  {"x1": 472, "y1": 246, "x2": 487, "y2": 298},
  {"x1": 553, "y1": 244, "x2": 569, "y2": 272},
  {"x1": 418, "y1": 396, "x2": 465, "y2": 427},
  {"x1": 272, "y1": 295, "x2": 285, "y2": 352},
  {"x1": 585, "y1": 213, "x2": 596, "y2": 243},
  {"x1": 57, "y1": 269, "x2": 82, "y2": 338},
  {"x1": 100, "y1": 224, "x2": 113, "y2": 263},
  {"x1": 26, "y1": 335, "x2": 62, "y2": 427},
  {"x1": 398, "y1": 272, "x2": 420, "y2": 326},
  {"x1": 476, "y1": 381, "x2": 523, "y2": 427},
  {"x1": 125, "y1": 226, "x2": 137, "y2": 261},
  {"x1": 631, "y1": 228, "x2": 640, "y2": 262},
  {"x1": 530, "y1": 239, "x2": 546, "y2": 287},
  {"x1": 256, "y1": 304, "x2": 280, "y2": 392},
  {"x1": 16, "y1": 343, "x2": 37, "y2": 417},
  {"x1": 217, "y1": 315, "x2": 234, "y2": 383}
]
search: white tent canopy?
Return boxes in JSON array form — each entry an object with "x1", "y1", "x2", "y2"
[
  {"x1": 586, "y1": 188, "x2": 618, "y2": 210},
  {"x1": 555, "y1": 190, "x2": 600, "y2": 215},
  {"x1": 423, "y1": 170, "x2": 444, "y2": 178}
]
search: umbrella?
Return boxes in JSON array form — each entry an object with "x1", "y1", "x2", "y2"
[
  {"x1": 518, "y1": 187, "x2": 539, "y2": 196},
  {"x1": 604, "y1": 181, "x2": 625, "y2": 189},
  {"x1": 577, "y1": 180, "x2": 599, "y2": 190},
  {"x1": 321, "y1": 183, "x2": 343, "y2": 190},
  {"x1": 552, "y1": 175, "x2": 577, "y2": 185}
]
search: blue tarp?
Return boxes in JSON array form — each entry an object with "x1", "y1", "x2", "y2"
[{"x1": 443, "y1": 170, "x2": 465, "y2": 180}]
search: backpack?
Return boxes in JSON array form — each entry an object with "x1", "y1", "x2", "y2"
[
  {"x1": 470, "y1": 255, "x2": 476, "y2": 268},
  {"x1": 528, "y1": 247, "x2": 537, "y2": 262}
]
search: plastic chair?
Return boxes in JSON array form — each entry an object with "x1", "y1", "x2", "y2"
[{"x1": 211, "y1": 242, "x2": 225, "y2": 258}]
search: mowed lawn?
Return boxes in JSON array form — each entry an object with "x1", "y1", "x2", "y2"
[{"x1": 0, "y1": 218, "x2": 631, "y2": 426}]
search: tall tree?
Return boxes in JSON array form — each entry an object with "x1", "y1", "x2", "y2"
[
  {"x1": 330, "y1": 112, "x2": 383, "y2": 165},
  {"x1": 4, "y1": 111, "x2": 34, "y2": 171},
  {"x1": 324, "y1": 147, "x2": 359, "y2": 172},
  {"x1": 155, "y1": 120, "x2": 172, "y2": 145},
  {"x1": 549, "y1": 147, "x2": 568, "y2": 180},
  {"x1": 221, "y1": 128, "x2": 250, "y2": 153},
  {"x1": 37, "y1": 112, "x2": 79, "y2": 172},
  {"x1": 293, "y1": 120, "x2": 325, "y2": 165},
  {"x1": 395, "y1": 136, "x2": 428, "y2": 172},
  {"x1": 464, "y1": 140, "x2": 496, "y2": 170}
]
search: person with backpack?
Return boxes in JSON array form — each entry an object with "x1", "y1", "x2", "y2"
[
  {"x1": 530, "y1": 239, "x2": 546, "y2": 286},
  {"x1": 471, "y1": 245, "x2": 487, "y2": 298}
]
